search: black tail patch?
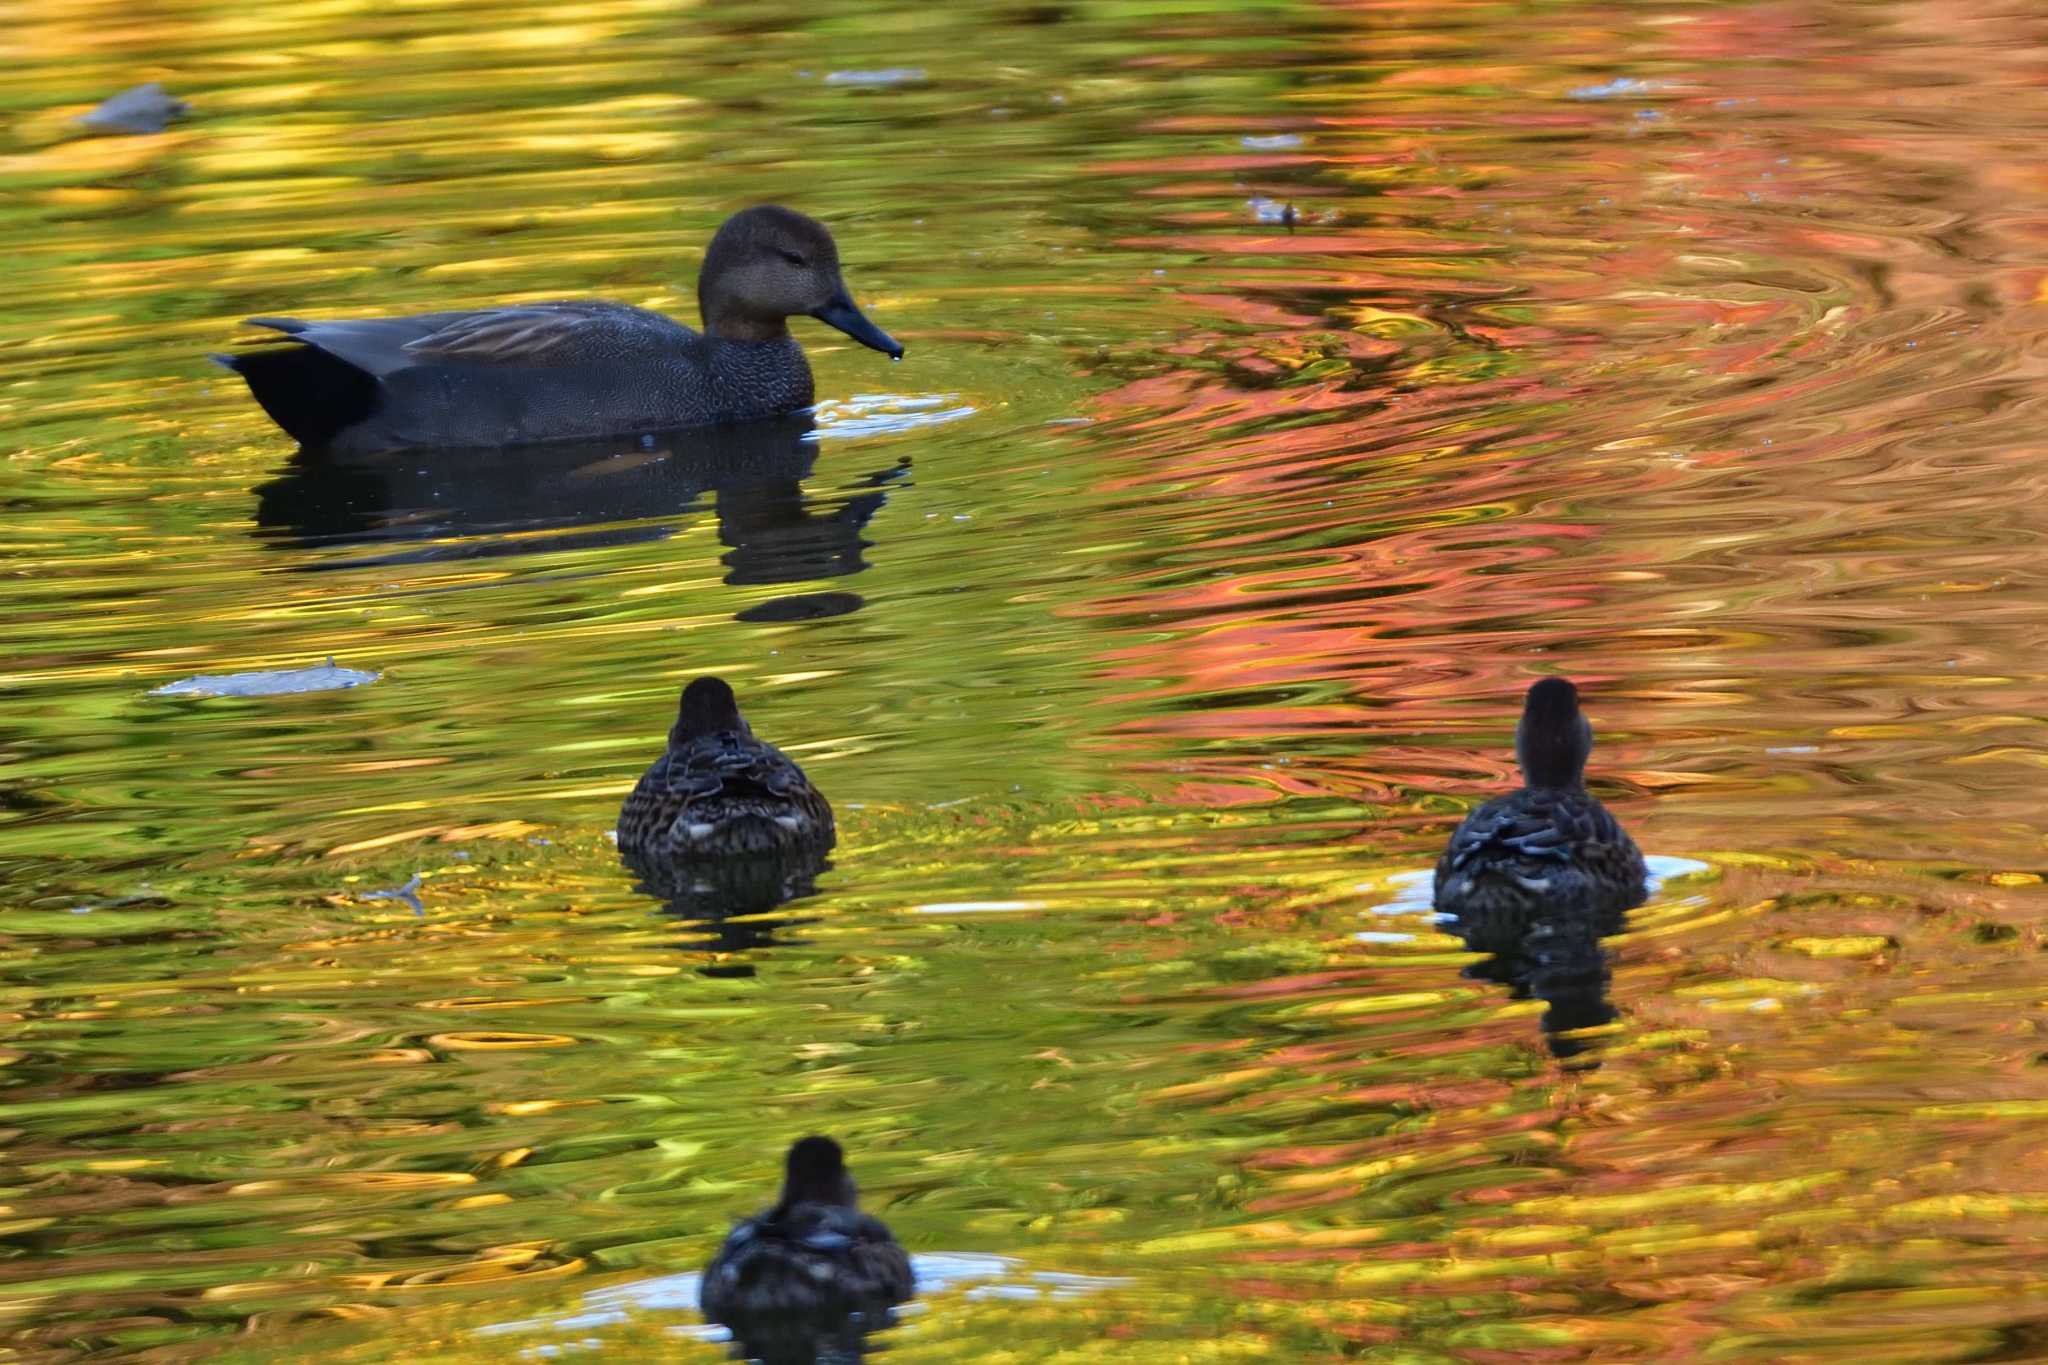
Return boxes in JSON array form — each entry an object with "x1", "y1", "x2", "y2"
[{"x1": 215, "y1": 343, "x2": 378, "y2": 449}]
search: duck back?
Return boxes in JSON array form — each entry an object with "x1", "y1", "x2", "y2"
[
  {"x1": 700, "y1": 1202, "x2": 914, "y2": 1326},
  {"x1": 1433, "y1": 785, "x2": 1646, "y2": 955},
  {"x1": 618, "y1": 728, "x2": 834, "y2": 866}
]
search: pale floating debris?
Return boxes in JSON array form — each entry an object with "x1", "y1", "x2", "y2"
[
  {"x1": 1766, "y1": 745, "x2": 1819, "y2": 754},
  {"x1": 1567, "y1": 76, "x2": 1671, "y2": 101},
  {"x1": 1246, "y1": 195, "x2": 1295, "y2": 224},
  {"x1": 1245, "y1": 196, "x2": 1337, "y2": 227},
  {"x1": 77, "y1": 82, "x2": 189, "y2": 134},
  {"x1": 1240, "y1": 133, "x2": 1304, "y2": 150},
  {"x1": 68, "y1": 889, "x2": 165, "y2": 916},
  {"x1": 913, "y1": 900, "x2": 1050, "y2": 915},
  {"x1": 1353, "y1": 930, "x2": 1415, "y2": 944},
  {"x1": 150, "y1": 658, "x2": 380, "y2": 697},
  {"x1": 358, "y1": 872, "x2": 424, "y2": 915},
  {"x1": 824, "y1": 68, "x2": 927, "y2": 87},
  {"x1": 813, "y1": 393, "x2": 975, "y2": 440}
]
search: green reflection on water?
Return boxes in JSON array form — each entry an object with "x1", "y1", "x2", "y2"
[{"x1": 7, "y1": 0, "x2": 2048, "y2": 1359}]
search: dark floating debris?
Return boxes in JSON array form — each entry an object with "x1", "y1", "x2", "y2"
[
  {"x1": 735, "y1": 591, "x2": 865, "y2": 623},
  {"x1": 149, "y1": 658, "x2": 381, "y2": 698},
  {"x1": 76, "y1": 83, "x2": 189, "y2": 135}
]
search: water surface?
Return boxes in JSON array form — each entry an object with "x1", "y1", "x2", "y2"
[{"x1": 6, "y1": 0, "x2": 2048, "y2": 1360}]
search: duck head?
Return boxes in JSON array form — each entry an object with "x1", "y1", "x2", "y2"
[
  {"x1": 1515, "y1": 676, "x2": 1593, "y2": 788},
  {"x1": 698, "y1": 206, "x2": 903, "y2": 359},
  {"x1": 780, "y1": 1135, "x2": 859, "y2": 1209},
  {"x1": 671, "y1": 676, "x2": 751, "y2": 746}
]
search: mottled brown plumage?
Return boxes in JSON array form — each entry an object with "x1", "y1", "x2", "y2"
[
  {"x1": 700, "y1": 1137, "x2": 914, "y2": 1333},
  {"x1": 1433, "y1": 678, "x2": 1646, "y2": 955},
  {"x1": 617, "y1": 677, "x2": 834, "y2": 867},
  {"x1": 212, "y1": 206, "x2": 900, "y2": 454}
]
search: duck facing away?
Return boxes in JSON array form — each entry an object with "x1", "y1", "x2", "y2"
[
  {"x1": 617, "y1": 677, "x2": 834, "y2": 865},
  {"x1": 700, "y1": 1137, "x2": 914, "y2": 1335},
  {"x1": 1433, "y1": 678, "x2": 1646, "y2": 955},
  {"x1": 212, "y1": 206, "x2": 901, "y2": 455}
]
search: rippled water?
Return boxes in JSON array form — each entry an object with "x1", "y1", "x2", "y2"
[{"x1": 8, "y1": 0, "x2": 2048, "y2": 1359}]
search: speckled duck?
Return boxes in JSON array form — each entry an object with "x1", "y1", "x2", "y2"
[
  {"x1": 212, "y1": 206, "x2": 901, "y2": 454},
  {"x1": 1433, "y1": 677, "x2": 1647, "y2": 954},
  {"x1": 700, "y1": 1136, "x2": 914, "y2": 1333},
  {"x1": 617, "y1": 676, "x2": 834, "y2": 866}
]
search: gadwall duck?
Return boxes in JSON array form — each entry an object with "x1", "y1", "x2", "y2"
[
  {"x1": 212, "y1": 206, "x2": 901, "y2": 454},
  {"x1": 700, "y1": 1137, "x2": 914, "y2": 1331},
  {"x1": 617, "y1": 676, "x2": 834, "y2": 865},
  {"x1": 1433, "y1": 678, "x2": 1646, "y2": 954}
]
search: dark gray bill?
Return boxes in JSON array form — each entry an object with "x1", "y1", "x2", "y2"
[{"x1": 813, "y1": 294, "x2": 904, "y2": 359}]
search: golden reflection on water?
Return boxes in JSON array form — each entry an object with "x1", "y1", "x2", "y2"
[{"x1": 8, "y1": 0, "x2": 2048, "y2": 1360}]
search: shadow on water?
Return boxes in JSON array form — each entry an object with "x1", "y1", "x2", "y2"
[{"x1": 251, "y1": 414, "x2": 906, "y2": 618}]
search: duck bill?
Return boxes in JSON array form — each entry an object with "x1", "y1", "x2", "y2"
[{"x1": 813, "y1": 294, "x2": 903, "y2": 359}]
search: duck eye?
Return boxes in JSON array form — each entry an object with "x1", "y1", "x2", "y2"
[{"x1": 779, "y1": 250, "x2": 808, "y2": 268}]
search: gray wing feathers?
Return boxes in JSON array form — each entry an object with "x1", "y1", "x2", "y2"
[{"x1": 240, "y1": 303, "x2": 691, "y2": 376}]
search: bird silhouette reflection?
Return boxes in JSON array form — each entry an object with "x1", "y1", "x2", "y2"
[
  {"x1": 1457, "y1": 902, "x2": 1631, "y2": 1064},
  {"x1": 626, "y1": 843, "x2": 831, "y2": 975},
  {"x1": 251, "y1": 414, "x2": 903, "y2": 618},
  {"x1": 719, "y1": 1310, "x2": 898, "y2": 1365}
]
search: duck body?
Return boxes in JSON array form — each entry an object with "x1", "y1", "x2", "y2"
[
  {"x1": 1433, "y1": 784, "x2": 1645, "y2": 954},
  {"x1": 218, "y1": 306, "x2": 814, "y2": 456},
  {"x1": 1433, "y1": 677, "x2": 1646, "y2": 955},
  {"x1": 701, "y1": 1137, "x2": 914, "y2": 1343},
  {"x1": 617, "y1": 677, "x2": 834, "y2": 865},
  {"x1": 700, "y1": 1201, "x2": 914, "y2": 1327},
  {"x1": 213, "y1": 206, "x2": 901, "y2": 455}
]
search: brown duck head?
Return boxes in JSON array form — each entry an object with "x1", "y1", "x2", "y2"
[
  {"x1": 670, "y1": 676, "x2": 751, "y2": 746},
  {"x1": 697, "y1": 206, "x2": 902, "y2": 358},
  {"x1": 1515, "y1": 676, "x2": 1593, "y2": 788},
  {"x1": 778, "y1": 1135, "x2": 859, "y2": 1211}
]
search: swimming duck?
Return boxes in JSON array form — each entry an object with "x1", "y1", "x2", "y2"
[
  {"x1": 617, "y1": 676, "x2": 834, "y2": 865},
  {"x1": 1433, "y1": 677, "x2": 1646, "y2": 955},
  {"x1": 212, "y1": 206, "x2": 901, "y2": 455},
  {"x1": 700, "y1": 1137, "x2": 914, "y2": 1331}
]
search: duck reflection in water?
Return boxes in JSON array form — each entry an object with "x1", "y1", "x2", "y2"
[
  {"x1": 1433, "y1": 678, "x2": 1646, "y2": 1061},
  {"x1": 619, "y1": 678, "x2": 836, "y2": 974},
  {"x1": 252, "y1": 413, "x2": 903, "y2": 620},
  {"x1": 701, "y1": 1137, "x2": 914, "y2": 1364},
  {"x1": 630, "y1": 838, "x2": 831, "y2": 974}
]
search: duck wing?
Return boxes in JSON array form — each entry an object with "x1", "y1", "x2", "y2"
[
  {"x1": 244, "y1": 302, "x2": 692, "y2": 377},
  {"x1": 1441, "y1": 787, "x2": 1632, "y2": 872},
  {"x1": 700, "y1": 1204, "x2": 913, "y2": 1323},
  {"x1": 652, "y1": 732, "x2": 820, "y2": 807}
]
